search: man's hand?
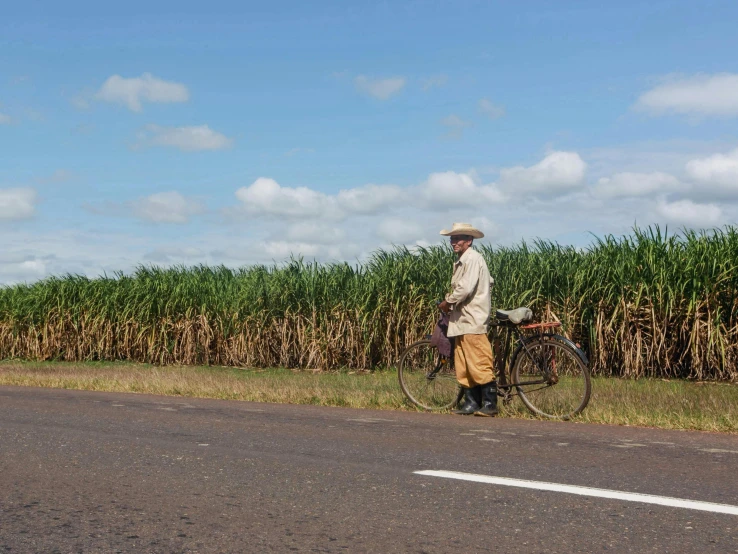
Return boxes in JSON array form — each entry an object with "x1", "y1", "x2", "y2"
[{"x1": 438, "y1": 300, "x2": 451, "y2": 314}]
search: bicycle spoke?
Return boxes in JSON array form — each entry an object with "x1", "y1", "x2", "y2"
[
  {"x1": 513, "y1": 338, "x2": 591, "y2": 419},
  {"x1": 399, "y1": 340, "x2": 460, "y2": 411}
]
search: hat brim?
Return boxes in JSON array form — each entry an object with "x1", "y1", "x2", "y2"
[{"x1": 440, "y1": 228, "x2": 484, "y2": 239}]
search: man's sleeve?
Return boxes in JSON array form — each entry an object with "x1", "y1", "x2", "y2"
[{"x1": 444, "y1": 257, "x2": 480, "y2": 305}]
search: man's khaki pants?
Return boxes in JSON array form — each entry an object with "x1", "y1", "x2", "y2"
[{"x1": 454, "y1": 333, "x2": 495, "y2": 388}]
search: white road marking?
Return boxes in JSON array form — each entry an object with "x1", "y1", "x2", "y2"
[
  {"x1": 479, "y1": 438, "x2": 500, "y2": 442},
  {"x1": 414, "y1": 470, "x2": 738, "y2": 516},
  {"x1": 347, "y1": 418, "x2": 393, "y2": 423},
  {"x1": 699, "y1": 448, "x2": 738, "y2": 454}
]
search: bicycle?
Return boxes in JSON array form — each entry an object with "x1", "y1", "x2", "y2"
[{"x1": 397, "y1": 307, "x2": 591, "y2": 420}]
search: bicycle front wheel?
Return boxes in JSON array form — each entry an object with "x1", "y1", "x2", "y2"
[
  {"x1": 398, "y1": 340, "x2": 461, "y2": 411},
  {"x1": 512, "y1": 336, "x2": 591, "y2": 420}
]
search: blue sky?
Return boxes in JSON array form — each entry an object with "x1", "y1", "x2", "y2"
[{"x1": 2, "y1": 0, "x2": 738, "y2": 282}]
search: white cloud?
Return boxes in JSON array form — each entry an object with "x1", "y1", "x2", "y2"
[
  {"x1": 11, "y1": 141, "x2": 738, "y2": 286},
  {"x1": 264, "y1": 241, "x2": 322, "y2": 259},
  {"x1": 656, "y1": 199, "x2": 722, "y2": 227},
  {"x1": 235, "y1": 178, "x2": 334, "y2": 219},
  {"x1": 336, "y1": 184, "x2": 404, "y2": 214},
  {"x1": 261, "y1": 240, "x2": 358, "y2": 261},
  {"x1": 635, "y1": 73, "x2": 738, "y2": 117},
  {"x1": 5, "y1": 182, "x2": 737, "y2": 286},
  {"x1": 0, "y1": 257, "x2": 47, "y2": 283},
  {"x1": 441, "y1": 114, "x2": 472, "y2": 138},
  {"x1": 136, "y1": 124, "x2": 233, "y2": 151},
  {"x1": 132, "y1": 191, "x2": 205, "y2": 224},
  {"x1": 478, "y1": 98, "x2": 505, "y2": 119},
  {"x1": 499, "y1": 151, "x2": 587, "y2": 195},
  {"x1": 685, "y1": 147, "x2": 738, "y2": 197},
  {"x1": 71, "y1": 94, "x2": 91, "y2": 110},
  {"x1": 232, "y1": 173, "x2": 508, "y2": 230},
  {"x1": 94, "y1": 73, "x2": 189, "y2": 112},
  {"x1": 421, "y1": 74, "x2": 448, "y2": 90},
  {"x1": 0, "y1": 188, "x2": 37, "y2": 220},
  {"x1": 0, "y1": 229, "x2": 155, "y2": 284},
  {"x1": 0, "y1": 106, "x2": 42, "y2": 124},
  {"x1": 144, "y1": 246, "x2": 204, "y2": 262},
  {"x1": 593, "y1": 172, "x2": 683, "y2": 198},
  {"x1": 417, "y1": 171, "x2": 505, "y2": 209},
  {"x1": 441, "y1": 114, "x2": 470, "y2": 128},
  {"x1": 19, "y1": 259, "x2": 45, "y2": 273},
  {"x1": 234, "y1": 179, "x2": 404, "y2": 220},
  {"x1": 468, "y1": 216, "x2": 501, "y2": 241},
  {"x1": 211, "y1": 236, "x2": 363, "y2": 265},
  {"x1": 583, "y1": 140, "x2": 735, "y2": 181},
  {"x1": 377, "y1": 218, "x2": 424, "y2": 243},
  {"x1": 284, "y1": 222, "x2": 344, "y2": 244},
  {"x1": 354, "y1": 75, "x2": 406, "y2": 100}
]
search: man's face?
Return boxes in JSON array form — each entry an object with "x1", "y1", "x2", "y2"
[{"x1": 450, "y1": 235, "x2": 473, "y2": 254}]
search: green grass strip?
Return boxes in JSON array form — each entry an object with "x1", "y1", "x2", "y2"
[{"x1": 1, "y1": 361, "x2": 735, "y2": 433}]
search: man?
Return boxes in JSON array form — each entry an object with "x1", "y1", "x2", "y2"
[{"x1": 437, "y1": 222, "x2": 497, "y2": 417}]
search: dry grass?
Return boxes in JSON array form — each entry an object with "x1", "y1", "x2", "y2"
[
  {"x1": 1, "y1": 361, "x2": 735, "y2": 433},
  {"x1": 0, "y1": 361, "x2": 405, "y2": 409}
]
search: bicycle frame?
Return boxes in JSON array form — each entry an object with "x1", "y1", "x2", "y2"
[
  {"x1": 423, "y1": 323, "x2": 547, "y2": 392},
  {"x1": 424, "y1": 356, "x2": 451, "y2": 381},
  {"x1": 492, "y1": 321, "x2": 581, "y2": 392},
  {"x1": 423, "y1": 318, "x2": 587, "y2": 394}
]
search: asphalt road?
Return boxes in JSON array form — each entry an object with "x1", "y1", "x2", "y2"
[{"x1": 1, "y1": 386, "x2": 736, "y2": 553}]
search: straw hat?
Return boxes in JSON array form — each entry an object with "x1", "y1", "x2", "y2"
[{"x1": 439, "y1": 222, "x2": 484, "y2": 239}]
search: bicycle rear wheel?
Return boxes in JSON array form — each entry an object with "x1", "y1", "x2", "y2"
[
  {"x1": 398, "y1": 340, "x2": 461, "y2": 411},
  {"x1": 511, "y1": 336, "x2": 591, "y2": 420}
]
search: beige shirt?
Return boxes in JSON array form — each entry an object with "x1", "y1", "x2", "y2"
[{"x1": 444, "y1": 247, "x2": 493, "y2": 337}]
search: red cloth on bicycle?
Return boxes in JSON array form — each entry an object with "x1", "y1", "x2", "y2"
[{"x1": 430, "y1": 313, "x2": 452, "y2": 358}]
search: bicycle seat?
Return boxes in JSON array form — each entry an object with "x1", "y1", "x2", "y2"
[{"x1": 496, "y1": 307, "x2": 533, "y2": 325}]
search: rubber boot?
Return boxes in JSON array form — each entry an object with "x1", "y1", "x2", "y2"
[
  {"x1": 453, "y1": 387, "x2": 480, "y2": 415},
  {"x1": 471, "y1": 385, "x2": 482, "y2": 407},
  {"x1": 475, "y1": 381, "x2": 499, "y2": 417}
]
